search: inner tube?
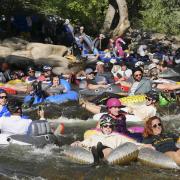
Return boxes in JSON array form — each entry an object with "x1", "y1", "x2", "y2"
[
  {"x1": 138, "y1": 148, "x2": 180, "y2": 169},
  {"x1": 0, "y1": 86, "x2": 17, "y2": 95},
  {"x1": 45, "y1": 91, "x2": 78, "y2": 104},
  {"x1": 62, "y1": 146, "x2": 94, "y2": 164},
  {"x1": 107, "y1": 142, "x2": 139, "y2": 165},
  {"x1": 9, "y1": 134, "x2": 57, "y2": 148},
  {"x1": 79, "y1": 85, "x2": 123, "y2": 97},
  {"x1": 120, "y1": 95, "x2": 146, "y2": 106}
]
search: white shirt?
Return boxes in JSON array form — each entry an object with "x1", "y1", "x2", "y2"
[
  {"x1": 129, "y1": 82, "x2": 140, "y2": 95},
  {"x1": 0, "y1": 116, "x2": 32, "y2": 135},
  {"x1": 138, "y1": 45, "x2": 147, "y2": 57},
  {"x1": 118, "y1": 69, "x2": 132, "y2": 78}
]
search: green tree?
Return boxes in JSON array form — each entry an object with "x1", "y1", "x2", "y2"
[{"x1": 139, "y1": 0, "x2": 180, "y2": 35}]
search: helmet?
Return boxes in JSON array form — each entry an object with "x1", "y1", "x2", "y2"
[
  {"x1": 43, "y1": 65, "x2": 52, "y2": 71},
  {"x1": 100, "y1": 114, "x2": 114, "y2": 127},
  {"x1": 11, "y1": 70, "x2": 24, "y2": 79},
  {"x1": 106, "y1": 98, "x2": 122, "y2": 108},
  {"x1": 135, "y1": 61, "x2": 144, "y2": 67},
  {"x1": 0, "y1": 88, "x2": 6, "y2": 94},
  {"x1": 148, "y1": 63, "x2": 157, "y2": 70},
  {"x1": 8, "y1": 103, "x2": 22, "y2": 114},
  {"x1": 146, "y1": 91, "x2": 159, "y2": 102}
]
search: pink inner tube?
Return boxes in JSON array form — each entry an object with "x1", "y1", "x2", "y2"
[{"x1": 128, "y1": 126, "x2": 144, "y2": 133}]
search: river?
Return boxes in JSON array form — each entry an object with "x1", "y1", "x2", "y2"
[{"x1": 0, "y1": 116, "x2": 179, "y2": 180}]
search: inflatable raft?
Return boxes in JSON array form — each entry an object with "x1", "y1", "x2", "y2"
[
  {"x1": 138, "y1": 148, "x2": 180, "y2": 169},
  {"x1": 79, "y1": 84, "x2": 125, "y2": 97},
  {"x1": 63, "y1": 142, "x2": 138, "y2": 165},
  {"x1": 0, "y1": 120, "x2": 57, "y2": 148}
]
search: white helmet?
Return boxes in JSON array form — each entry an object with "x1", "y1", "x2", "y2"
[
  {"x1": 65, "y1": 19, "x2": 70, "y2": 25},
  {"x1": 135, "y1": 61, "x2": 144, "y2": 67},
  {"x1": 148, "y1": 63, "x2": 157, "y2": 70}
]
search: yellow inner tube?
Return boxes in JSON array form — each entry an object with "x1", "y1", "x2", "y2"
[
  {"x1": 120, "y1": 95, "x2": 146, "y2": 105},
  {"x1": 84, "y1": 129, "x2": 99, "y2": 140},
  {"x1": 176, "y1": 82, "x2": 180, "y2": 85}
]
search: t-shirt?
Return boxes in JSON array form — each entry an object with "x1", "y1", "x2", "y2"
[
  {"x1": 143, "y1": 133, "x2": 179, "y2": 153},
  {"x1": 0, "y1": 115, "x2": 32, "y2": 135}
]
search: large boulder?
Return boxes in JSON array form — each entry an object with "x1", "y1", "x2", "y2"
[
  {"x1": 2, "y1": 37, "x2": 28, "y2": 50},
  {"x1": 11, "y1": 50, "x2": 32, "y2": 59},
  {"x1": 5, "y1": 55, "x2": 34, "y2": 68},
  {"x1": 27, "y1": 43, "x2": 68, "y2": 59},
  {"x1": 34, "y1": 55, "x2": 70, "y2": 67},
  {"x1": 52, "y1": 66, "x2": 72, "y2": 75},
  {"x1": 0, "y1": 46, "x2": 13, "y2": 58}
]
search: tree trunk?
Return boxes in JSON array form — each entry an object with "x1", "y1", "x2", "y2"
[
  {"x1": 102, "y1": 0, "x2": 130, "y2": 38},
  {"x1": 101, "y1": 4, "x2": 115, "y2": 34},
  {"x1": 112, "y1": 0, "x2": 130, "y2": 37}
]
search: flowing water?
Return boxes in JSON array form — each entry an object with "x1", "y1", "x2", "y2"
[{"x1": 0, "y1": 116, "x2": 179, "y2": 180}]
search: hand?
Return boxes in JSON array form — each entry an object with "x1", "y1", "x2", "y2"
[{"x1": 38, "y1": 109, "x2": 45, "y2": 119}]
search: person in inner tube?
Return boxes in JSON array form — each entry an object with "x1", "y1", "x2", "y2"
[
  {"x1": 71, "y1": 114, "x2": 138, "y2": 164},
  {"x1": 143, "y1": 116, "x2": 180, "y2": 165},
  {"x1": 0, "y1": 104, "x2": 32, "y2": 135},
  {"x1": 0, "y1": 89, "x2": 10, "y2": 117},
  {"x1": 0, "y1": 104, "x2": 64, "y2": 135}
]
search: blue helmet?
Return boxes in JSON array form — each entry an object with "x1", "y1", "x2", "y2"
[{"x1": 0, "y1": 89, "x2": 6, "y2": 94}]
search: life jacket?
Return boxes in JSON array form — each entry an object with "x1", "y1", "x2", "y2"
[{"x1": 0, "y1": 105, "x2": 10, "y2": 117}]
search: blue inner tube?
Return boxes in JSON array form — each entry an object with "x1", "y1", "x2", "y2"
[{"x1": 45, "y1": 91, "x2": 79, "y2": 104}]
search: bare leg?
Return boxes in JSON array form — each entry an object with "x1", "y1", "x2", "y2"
[
  {"x1": 103, "y1": 148, "x2": 112, "y2": 159},
  {"x1": 165, "y1": 149, "x2": 180, "y2": 165}
]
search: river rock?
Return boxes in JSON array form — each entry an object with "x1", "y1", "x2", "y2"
[
  {"x1": 34, "y1": 56, "x2": 69, "y2": 67},
  {"x1": 52, "y1": 66, "x2": 71, "y2": 75},
  {"x1": 27, "y1": 43, "x2": 68, "y2": 59},
  {"x1": 11, "y1": 50, "x2": 32, "y2": 59},
  {"x1": 2, "y1": 37, "x2": 28, "y2": 50},
  {"x1": 5, "y1": 55, "x2": 34, "y2": 68},
  {"x1": 0, "y1": 46, "x2": 13, "y2": 58}
]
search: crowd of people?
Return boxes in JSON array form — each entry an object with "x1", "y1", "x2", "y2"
[{"x1": 0, "y1": 25, "x2": 179, "y2": 166}]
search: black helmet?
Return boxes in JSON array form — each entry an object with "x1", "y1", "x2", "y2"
[
  {"x1": 100, "y1": 114, "x2": 114, "y2": 128},
  {"x1": 146, "y1": 91, "x2": 159, "y2": 102},
  {"x1": 8, "y1": 103, "x2": 22, "y2": 114}
]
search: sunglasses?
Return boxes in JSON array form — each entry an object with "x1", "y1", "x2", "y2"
[
  {"x1": 145, "y1": 97, "x2": 153, "y2": 101},
  {"x1": 152, "y1": 123, "x2": 162, "y2": 129},
  {"x1": 103, "y1": 125, "x2": 113, "y2": 128},
  {"x1": 134, "y1": 73, "x2": 142, "y2": 77},
  {"x1": 0, "y1": 96, "x2": 7, "y2": 99}
]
